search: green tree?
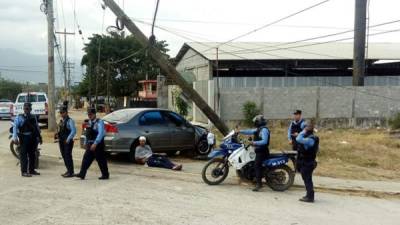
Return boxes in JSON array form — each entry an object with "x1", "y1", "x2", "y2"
[
  {"x1": 0, "y1": 75, "x2": 23, "y2": 101},
  {"x1": 79, "y1": 33, "x2": 169, "y2": 99}
]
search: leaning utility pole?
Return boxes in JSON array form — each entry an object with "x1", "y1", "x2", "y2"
[
  {"x1": 103, "y1": 0, "x2": 229, "y2": 135},
  {"x1": 46, "y1": 0, "x2": 57, "y2": 132},
  {"x1": 352, "y1": 0, "x2": 367, "y2": 86}
]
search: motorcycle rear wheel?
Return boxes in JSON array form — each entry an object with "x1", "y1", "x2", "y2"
[
  {"x1": 265, "y1": 165, "x2": 295, "y2": 192},
  {"x1": 201, "y1": 158, "x2": 229, "y2": 185}
]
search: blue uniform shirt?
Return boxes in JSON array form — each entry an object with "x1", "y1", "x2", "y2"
[
  {"x1": 287, "y1": 119, "x2": 306, "y2": 140},
  {"x1": 296, "y1": 130, "x2": 315, "y2": 150},
  {"x1": 12, "y1": 114, "x2": 40, "y2": 141},
  {"x1": 63, "y1": 117, "x2": 77, "y2": 143},
  {"x1": 85, "y1": 119, "x2": 105, "y2": 145},
  {"x1": 239, "y1": 128, "x2": 270, "y2": 146}
]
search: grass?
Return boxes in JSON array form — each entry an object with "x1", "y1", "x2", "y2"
[{"x1": 212, "y1": 125, "x2": 400, "y2": 181}]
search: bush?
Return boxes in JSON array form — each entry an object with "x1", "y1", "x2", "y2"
[
  {"x1": 242, "y1": 101, "x2": 260, "y2": 126},
  {"x1": 172, "y1": 87, "x2": 188, "y2": 117},
  {"x1": 389, "y1": 112, "x2": 400, "y2": 129}
]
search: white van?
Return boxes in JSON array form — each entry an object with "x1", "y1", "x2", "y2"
[{"x1": 13, "y1": 92, "x2": 48, "y2": 124}]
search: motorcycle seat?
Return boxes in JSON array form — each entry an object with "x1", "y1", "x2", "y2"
[{"x1": 268, "y1": 153, "x2": 285, "y2": 158}]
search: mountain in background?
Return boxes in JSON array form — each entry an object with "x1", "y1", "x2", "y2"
[{"x1": 0, "y1": 48, "x2": 81, "y2": 86}]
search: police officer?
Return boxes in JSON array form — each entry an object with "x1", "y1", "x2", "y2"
[
  {"x1": 236, "y1": 115, "x2": 270, "y2": 192},
  {"x1": 288, "y1": 110, "x2": 306, "y2": 151},
  {"x1": 75, "y1": 107, "x2": 109, "y2": 180},
  {"x1": 296, "y1": 121, "x2": 319, "y2": 203},
  {"x1": 12, "y1": 102, "x2": 42, "y2": 177},
  {"x1": 55, "y1": 103, "x2": 76, "y2": 178}
]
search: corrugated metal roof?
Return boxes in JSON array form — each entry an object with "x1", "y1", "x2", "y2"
[{"x1": 175, "y1": 42, "x2": 400, "y2": 62}]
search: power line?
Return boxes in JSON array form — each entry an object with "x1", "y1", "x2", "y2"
[
  {"x1": 228, "y1": 19, "x2": 400, "y2": 55},
  {"x1": 0, "y1": 67, "x2": 48, "y2": 73},
  {"x1": 130, "y1": 17, "x2": 392, "y2": 32},
  {"x1": 177, "y1": 0, "x2": 331, "y2": 62},
  {"x1": 218, "y1": 0, "x2": 331, "y2": 47},
  {"x1": 178, "y1": 18, "x2": 400, "y2": 63},
  {"x1": 111, "y1": 47, "x2": 147, "y2": 64}
]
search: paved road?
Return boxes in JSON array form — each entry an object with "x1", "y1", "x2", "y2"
[
  {"x1": 0, "y1": 136, "x2": 399, "y2": 225},
  {"x1": 0, "y1": 120, "x2": 10, "y2": 134}
]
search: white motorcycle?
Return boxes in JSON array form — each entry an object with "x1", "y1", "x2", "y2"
[{"x1": 201, "y1": 130, "x2": 297, "y2": 191}]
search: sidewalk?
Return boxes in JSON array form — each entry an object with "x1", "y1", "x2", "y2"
[{"x1": 1, "y1": 132, "x2": 399, "y2": 198}]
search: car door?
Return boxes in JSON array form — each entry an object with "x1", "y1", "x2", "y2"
[
  {"x1": 162, "y1": 111, "x2": 195, "y2": 150},
  {"x1": 138, "y1": 111, "x2": 171, "y2": 151}
]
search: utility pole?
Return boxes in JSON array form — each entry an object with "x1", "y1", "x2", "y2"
[
  {"x1": 353, "y1": 0, "x2": 367, "y2": 86},
  {"x1": 66, "y1": 62, "x2": 75, "y2": 105},
  {"x1": 103, "y1": 0, "x2": 229, "y2": 135},
  {"x1": 46, "y1": 0, "x2": 57, "y2": 132},
  {"x1": 55, "y1": 28, "x2": 75, "y2": 99}
]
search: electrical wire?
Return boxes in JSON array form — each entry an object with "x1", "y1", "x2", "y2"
[
  {"x1": 178, "y1": 0, "x2": 331, "y2": 62},
  {"x1": 219, "y1": 0, "x2": 331, "y2": 47},
  {"x1": 149, "y1": 0, "x2": 161, "y2": 45},
  {"x1": 228, "y1": 19, "x2": 400, "y2": 55},
  {"x1": 111, "y1": 47, "x2": 147, "y2": 64}
]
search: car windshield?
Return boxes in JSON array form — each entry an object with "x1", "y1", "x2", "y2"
[
  {"x1": 0, "y1": 99, "x2": 11, "y2": 102},
  {"x1": 103, "y1": 109, "x2": 139, "y2": 123}
]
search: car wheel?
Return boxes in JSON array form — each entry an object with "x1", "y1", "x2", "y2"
[
  {"x1": 128, "y1": 143, "x2": 138, "y2": 163},
  {"x1": 196, "y1": 139, "x2": 210, "y2": 155}
]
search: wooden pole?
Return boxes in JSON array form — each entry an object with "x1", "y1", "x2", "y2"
[
  {"x1": 46, "y1": 0, "x2": 57, "y2": 131},
  {"x1": 353, "y1": 0, "x2": 367, "y2": 86}
]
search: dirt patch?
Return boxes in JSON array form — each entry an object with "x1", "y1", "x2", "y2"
[{"x1": 212, "y1": 125, "x2": 400, "y2": 182}]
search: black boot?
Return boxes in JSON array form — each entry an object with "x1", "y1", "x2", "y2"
[
  {"x1": 21, "y1": 172, "x2": 32, "y2": 177},
  {"x1": 98, "y1": 175, "x2": 109, "y2": 180},
  {"x1": 252, "y1": 184, "x2": 262, "y2": 192},
  {"x1": 74, "y1": 173, "x2": 85, "y2": 180},
  {"x1": 30, "y1": 170, "x2": 40, "y2": 175},
  {"x1": 299, "y1": 196, "x2": 314, "y2": 203}
]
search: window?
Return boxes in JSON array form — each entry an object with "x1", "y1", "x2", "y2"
[
  {"x1": 139, "y1": 111, "x2": 165, "y2": 125},
  {"x1": 38, "y1": 95, "x2": 46, "y2": 102},
  {"x1": 103, "y1": 110, "x2": 139, "y2": 123},
  {"x1": 164, "y1": 112, "x2": 185, "y2": 127}
]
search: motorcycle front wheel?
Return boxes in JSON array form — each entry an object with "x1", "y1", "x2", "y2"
[
  {"x1": 265, "y1": 165, "x2": 295, "y2": 192},
  {"x1": 201, "y1": 158, "x2": 229, "y2": 185},
  {"x1": 9, "y1": 141, "x2": 20, "y2": 159}
]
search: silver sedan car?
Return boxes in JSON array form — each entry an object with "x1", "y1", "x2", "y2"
[{"x1": 80, "y1": 108, "x2": 209, "y2": 161}]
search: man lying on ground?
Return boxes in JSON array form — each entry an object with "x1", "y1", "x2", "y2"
[{"x1": 135, "y1": 136, "x2": 183, "y2": 171}]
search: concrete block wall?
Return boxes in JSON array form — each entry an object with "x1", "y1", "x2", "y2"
[{"x1": 216, "y1": 86, "x2": 400, "y2": 127}]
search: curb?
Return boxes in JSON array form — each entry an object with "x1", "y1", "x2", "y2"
[{"x1": 293, "y1": 184, "x2": 400, "y2": 199}]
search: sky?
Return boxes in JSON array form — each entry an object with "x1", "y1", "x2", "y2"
[{"x1": 0, "y1": 0, "x2": 399, "y2": 84}]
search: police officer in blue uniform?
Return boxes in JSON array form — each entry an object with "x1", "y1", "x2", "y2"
[
  {"x1": 288, "y1": 110, "x2": 306, "y2": 151},
  {"x1": 296, "y1": 121, "x2": 319, "y2": 203},
  {"x1": 55, "y1": 103, "x2": 76, "y2": 178},
  {"x1": 236, "y1": 115, "x2": 270, "y2": 192},
  {"x1": 75, "y1": 107, "x2": 109, "y2": 180},
  {"x1": 12, "y1": 102, "x2": 42, "y2": 177}
]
